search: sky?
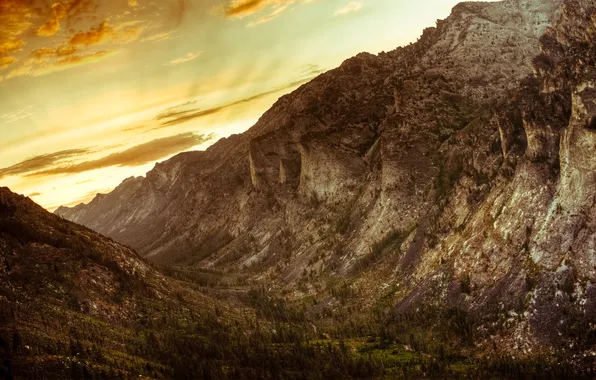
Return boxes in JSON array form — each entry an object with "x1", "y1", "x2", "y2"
[{"x1": 0, "y1": 0, "x2": 486, "y2": 211}]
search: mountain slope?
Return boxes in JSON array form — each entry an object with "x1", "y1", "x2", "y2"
[{"x1": 0, "y1": 187, "x2": 232, "y2": 378}]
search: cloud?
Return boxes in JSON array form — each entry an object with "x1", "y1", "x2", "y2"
[
  {"x1": 2, "y1": 105, "x2": 32, "y2": 123},
  {"x1": 0, "y1": 1, "x2": 32, "y2": 51},
  {"x1": 0, "y1": 0, "x2": 34, "y2": 75},
  {"x1": 7, "y1": 50, "x2": 117, "y2": 79},
  {"x1": 247, "y1": 4, "x2": 289, "y2": 26},
  {"x1": 168, "y1": 51, "x2": 201, "y2": 65},
  {"x1": 155, "y1": 100, "x2": 197, "y2": 120},
  {"x1": 27, "y1": 192, "x2": 41, "y2": 198},
  {"x1": 155, "y1": 77, "x2": 314, "y2": 128},
  {"x1": 0, "y1": 149, "x2": 91, "y2": 179},
  {"x1": 0, "y1": 56, "x2": 17, "y2": 69},
  {"x1": 29, "y1": 132, "x2": 213, "y2": 176},
  {"x1": 55, "y1": 50, "x2": 115, "y2": 66},
  {"x1": 334, "y1": 1, "x2": 362, "y2": 16},
  {"x1": 141, "y1": 31, "x2": 174, "y2": 42},
  {"x1": 225, "y1": 0, "x2": 273, "y2": 18},
  {"x1": 37, "y1": 3, "x2": 68, "y2": 37},
  {"x1": 67, "y1": 20, "x2": 143, "y2": 46},
  {"x1": 0, "y1": 1, "x2": 146, "y2": 81},
  {"x1": 224, "y1": 0, "x2": 314, "y2": 21},
  {"x1": 300, "y1": 63, "x2": 326, "y2": 76},
  {"x1": 36, "y1": 0, "x2": 100, "y2": 37},
  {"x1": 69, "y1": 21, "x2": 112, "y2": 45},
  {"x1": 122, "y1": 124, "x2": 149, "y2": 132},
  {"x1": 30, "y1": 45, "x2": 77, "y2": 62},
  {"x1": 112, "y1": 26, "x2": 144, "y2": 43},
  {"x1": 5, "y1": 16, "x2": 143, "y2": 80},
  {"x1": 0, "y1": 40, "x2": 26, "y2": 58},
  {"x1": 169, "y1": 0, "x2": 191, "y2": 27}
]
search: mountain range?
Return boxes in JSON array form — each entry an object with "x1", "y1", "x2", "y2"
[{"x1": 3, "y1": 0, "x2": 596, "y2": 377}]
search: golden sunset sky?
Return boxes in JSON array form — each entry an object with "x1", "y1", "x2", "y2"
[{"x1": 0, "y1": 0, "x2": 489, "y2": 211}]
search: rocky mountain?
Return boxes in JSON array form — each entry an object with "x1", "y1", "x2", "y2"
[
  {"x1": 57, "y1": 0, "x2": 562, "y2": 266},
  {"x1": 55, "y1": 0, "x2": 596, "y2": 365}
]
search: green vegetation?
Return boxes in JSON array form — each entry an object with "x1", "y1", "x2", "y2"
[{"x1": 4, "y1": 292, "x2": 590, "y2": 379}]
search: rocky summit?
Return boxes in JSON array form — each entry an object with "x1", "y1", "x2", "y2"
[{"x1": 50, "y1": 0, "x2": 596, "y2": 375}]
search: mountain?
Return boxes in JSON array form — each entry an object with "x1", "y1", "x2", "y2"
[
  {"x1": 55, "y1": 0, "x2": 596, "y2": 365},
  {"x1": 56, "y1": 1, "x2": 559, "y2": 262},
  {"x1": 0, "y1": 187, "x2": 233, "y2": 378},
  {"x1": 56, "y1": 0, "x2": 562, "y2": 263}
]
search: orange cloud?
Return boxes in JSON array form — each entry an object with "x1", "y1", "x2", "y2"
[
  {"x1": 226, "y1": 0, "x2": 271, "y2": 18},
  {"x1": 224, "y1": 0, "x2": 317, "y2": 24},
  {"x1": 7, "y1": 50, "x2": 117, "y2": 79},
  {"x1": 113, "y1": 26, "x2": 144, "y2": 44},
  {"x1": 247, "y1": 4, "x2": 289, "y2": 26},
  {"x1": 6, "y1": 15, "x2": 142, "y2": 80},
  {"x1": 0, "y1": 1, "x2": 32, "y2": 43},
  {"x1": 67, "y1": 20, "x2": 143, "y2": 46},
  {"x1": 224, "y1": 0, "x2": 317, "y2": 20},
  {"x1": 37, "y1": 2, "x2": 68, "y2": 37},
  {"x1": 69, "y1": 21, "x2": 112, "y2": 45},
  {"x1": 55, "y1": 50, "x2": 114, "y2": 66},
  {"x1": 141, "y1": 31, "x2": 173, "y2": 43},
  {"x1": 0, "y1": 40, "x2": 26, "y2": 58},
  {"x1": 0, "y1": 0, "x2": 146, "y2": 81},
  {"x1": 0, "y1": 56, "x2": 17, "y2": 69},
  {"x1": 30, "y1": 45, "x2": 77, "y2": 62},
  {"x1": 36, "y1": 0, "x2": 99, "y2": 37}
]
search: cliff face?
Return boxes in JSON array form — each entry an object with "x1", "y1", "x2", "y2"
[
  {"x1": 388, "y1": 0, "x2": 596, "y2": 353},
  {"x1": 54, "y1": 0, "x2": 596, "y2": 355}
]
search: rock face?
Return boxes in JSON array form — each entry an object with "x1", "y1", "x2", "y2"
[{"x1": 56, "y1": 0, "x2": 596, "y2": 356}]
